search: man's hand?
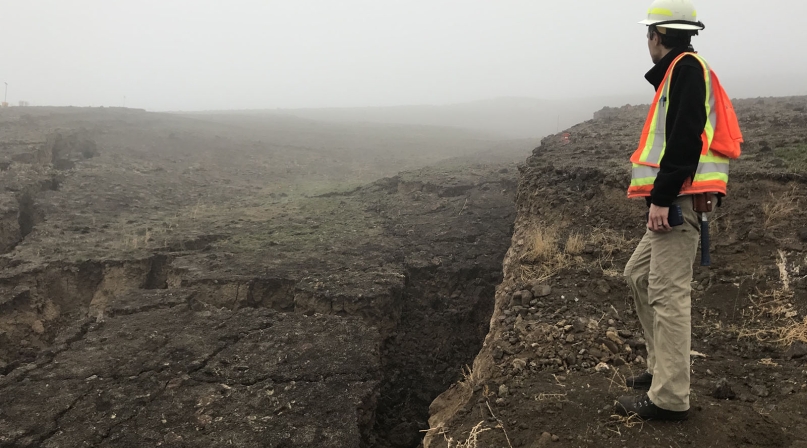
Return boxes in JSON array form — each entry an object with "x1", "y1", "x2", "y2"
[{"x1": 647, "y1": 204, "x2": 672, "y2": 232}]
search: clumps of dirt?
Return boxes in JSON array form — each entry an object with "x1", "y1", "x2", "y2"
[
  {"x1": 48, "y1": 130, "x2": 99, "y2": 170},
  {"x1": 426, "y1": 96, "x2": 807, "y2": 448},
  {"x1": 0, "y1": 302, "x2": 381, "y2": 447},
  {"x1": 496, "y1": 282, "x2": 645, "y2": 375}
]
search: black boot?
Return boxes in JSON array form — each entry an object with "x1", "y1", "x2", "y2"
[
  {"x1": 614, "y1": 393, "x2": 688, "y2": 421},
  {"x1": 625, "y1": 371, "x2": 653, "y2": 391}
]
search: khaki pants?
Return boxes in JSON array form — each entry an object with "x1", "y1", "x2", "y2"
[{"x1": 623, "y1": 195, "x2": 705, "y2": 412}]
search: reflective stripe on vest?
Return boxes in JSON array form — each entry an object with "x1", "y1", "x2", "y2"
[
  {"x1": 627, "y1": 53, "x2": 732, "y2": 199},
  {"x1": 629, "y1": 158, "x2": 729, "y2": 193},
  {"x1": 633, "y1": 53, "x2": 716, "y2": 166}
]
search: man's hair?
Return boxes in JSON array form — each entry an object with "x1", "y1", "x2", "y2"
[{"x1": 649, "y1": 25, "x2": 695, "y2": 49}]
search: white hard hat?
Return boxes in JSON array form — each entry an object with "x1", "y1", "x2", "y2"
[{"x1": 639, "y1": 0, "x2": 705, "y2": 31}]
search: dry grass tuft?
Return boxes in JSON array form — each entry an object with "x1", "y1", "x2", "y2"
[
  {"x1": 736, "y1": 265, "x2": 799, "y2": 344},
  {"x1": 606, "y1": 413, "x2": 645, "y2": 435},
  {"x1": 565, "y1": 232, "x2": 585, "y2": 255},
  {"x1": 776, "y1": 250, "x2": 791, "y2": 293},
  {"x1": 762, "y1": 189, "x2": 799, "y2": 230},
  {"x1": 589, "y1": 227, "x2": 636, "y2": 276},
  {"x1": 521, "y1": 225, "x2": 560, "y2": 263},
  {"x1": 484, "y1": 401, "x2": 514, "y2": 448},
  {"x1": 738, "y1": 316, "x2": 806, "y2": 347},
  {"x1": 710, "y1": 213, "x2": 733, "y2": 238},
  {"x1": 442, "y1": 422, "x2": 491, "y2": 448},
  {"x1": 606, "y1": 368, "x2": 631, "y2": 393},
  {"x1": 588, "y1": 227, "x2": 634, "y2": 258},
  {"x1": 780, "y1": 317, "x2": 807, "y2": 346},
  {"x1": 535, "y1": 393, "x2": 568, "y2": 402},
  {"x1": 517, "y1": 224, "x2": 637, "y2": 284},
  {"x1": 758, "y1": 358, "x2": 780, "y2": 367},
  {"x1": 746, "y1": 287, "x2": 797, "y2": 321},
  {"x1": 460, "y1": 364, "x2": 481, "y2": 390},
  {"x1": 518, "y1": 225, "x2": 571, "y2": 283}
]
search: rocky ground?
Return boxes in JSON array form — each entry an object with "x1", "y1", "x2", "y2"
[
  {"x1": 0, "y1": 107, "x2": 531, "y2": 447},
  {"x1": 425, "y1": 96, "x2": 807, "y2": 448}
]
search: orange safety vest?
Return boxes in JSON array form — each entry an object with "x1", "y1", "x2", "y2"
[{"x1": 627, "y1": 52, "x2": 743, "y2": 199}]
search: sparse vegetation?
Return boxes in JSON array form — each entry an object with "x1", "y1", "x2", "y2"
[
  {"x1": 607, "y1": 413, "x2": 645, "y2": 434},
  {"x1": 518, "y1": 225, "x2": 569, "y2": 283},
  {"x1": 565, "y1": 232, "x2": 584, "y2": 255},
  {"x1": 762, "y1": 189, "x2": 799, "y2": 230},
  {"x1": 535, "y1": 393, "x2": 568, "y2": 402},
  {"x1": 521, "y1": 225, "x2": 560, "y2": 263},
  {"x1": 589, "y1": 227, "x2": 635, "y2": 278},
  {"x1": 779, "y1": 317, "x2": 807, "y2": 346},
  {"x1": 518, "y1": 224, "x2": 636, "y2": 283},
  {"x1": 774, "y1": 144, "x2": 807, "y2": 172},
  {"x1": 460, "y1": 364, "x2": 481, "y2": 390},
  {"x1": 441, "y1": 422, "x2": 490, "y2": 448},
  {"x1": 736, "y1": 251, "x2": 799, "y2": 345},
  {"x1": 710, "y1": 213, "x2": 733, "y2": 238}
]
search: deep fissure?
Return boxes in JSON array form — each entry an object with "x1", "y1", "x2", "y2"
[
  {"x1": 1, "y1": 252, "x2": 501, "y2": 447},
  {"x1": 371, "y1": 265, "x2": 498, "y2": 448}
]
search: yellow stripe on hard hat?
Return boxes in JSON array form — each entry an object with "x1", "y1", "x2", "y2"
[
  {"x1": 648, "y1": 8, "x2": 674, "y2": 16},
  {"x1": 692, "y1": 10, "x2": 697, "y2": 17}
]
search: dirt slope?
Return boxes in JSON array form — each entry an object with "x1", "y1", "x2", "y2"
[{"x1": 425, "y1": 96, "x2": 807, "y2": 448}]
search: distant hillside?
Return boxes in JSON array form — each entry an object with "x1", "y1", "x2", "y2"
[{"x1": 200, "y1": 96, "x2": 647, "y2": 140}]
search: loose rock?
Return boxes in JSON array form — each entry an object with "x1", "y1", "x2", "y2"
[
  {"x1": 602, "y1": 340, "x2": 620, "y2": 354},
  {"x1": 752, "y1": 384, "x2": 770, "y2": 397},
  {"x1": 605, "y1": 331, "x2": 623, "y2": 345},
  {"x1": 748, "y1": 230, "x2": 764, "y2": 241},
  {"x1": 785, "y1": 341, "x2": 807, "y2": 360},
  {"x1": 499, "y1": 384, "x2": 510, "y2": 397},
  {"x1": 531, "y1": 431, "x2": 554, "y2": 448},
  {"x1": 712, "y1": 378, "x2": 736, "y2": 400},
  {"x1": 533, "y1": 284, "x2": 552, "y2": 297}
]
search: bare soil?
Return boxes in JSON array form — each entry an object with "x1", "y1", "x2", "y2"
[
  {"x1": 0, "y1": 106, "x2": 531, "y2": 447},
  {"x1": 425, "y1": 96, "x2": 807, "y2": 448}
]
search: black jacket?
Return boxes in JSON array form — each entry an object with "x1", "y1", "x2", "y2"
[{"x1": 644, "y1": 47, "x2": 707, "y2": 207}]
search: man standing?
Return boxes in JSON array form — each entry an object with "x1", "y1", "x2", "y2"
[{"x1": 617, "y1": 0, "x2": 743, "y2": 420}]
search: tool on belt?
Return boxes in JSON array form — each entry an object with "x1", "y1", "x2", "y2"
[{"x1": 692, "y1": 193, "x2": 714, "y2": 266}]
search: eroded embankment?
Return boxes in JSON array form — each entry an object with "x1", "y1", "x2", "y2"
[
  {"x1": 0, "y1": 249, "x2": 505, "y2": 448},
  {"x1": 0, "y1": 165, "x2": 519, "y2": 447},
  {"x1": 424, "y1": 99, "x2": 807, "y2": 448}
]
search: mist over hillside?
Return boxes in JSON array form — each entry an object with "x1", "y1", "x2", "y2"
[
  {"x1": 265, "y1": 72, "x2": 807, "y2": 139},
  {"x1": 194, "y1": 95, "x2": 645, "y2": 140}
]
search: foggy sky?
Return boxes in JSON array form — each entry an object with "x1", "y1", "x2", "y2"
[{"x1": 2, "y1": 1, "x2": 805, "y2": 110}]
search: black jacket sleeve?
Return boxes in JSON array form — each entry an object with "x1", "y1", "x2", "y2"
[{"x1": 650, "y1": 61, "x2": 707, "y2": 207}]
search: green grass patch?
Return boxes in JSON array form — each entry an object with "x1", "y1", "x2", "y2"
[{"x1": 775, "y1": 144, "x2": 807, "y2": 172}]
